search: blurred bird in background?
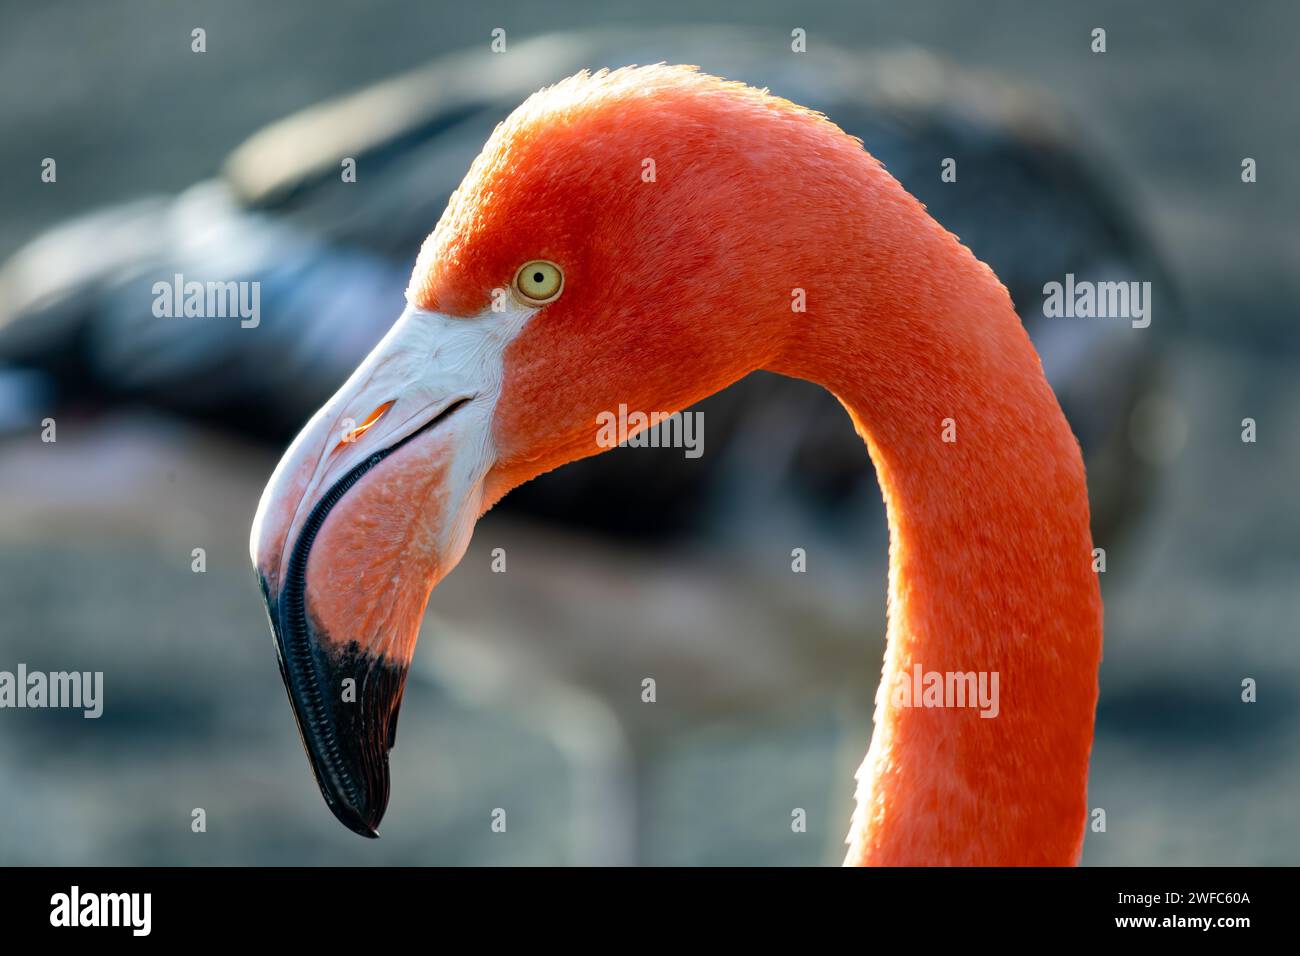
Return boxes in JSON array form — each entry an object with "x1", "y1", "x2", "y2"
[{"x1": 0, "y1": 28, "x2": 1169, "y2": 551}]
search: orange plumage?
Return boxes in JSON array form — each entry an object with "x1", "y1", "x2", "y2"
[
  {"x1": 412, "y1": 66, "x2": 1102, "y2": 863},
  {"x1": 259, "y1": 65, "x2": 1103, "y2": 860}
]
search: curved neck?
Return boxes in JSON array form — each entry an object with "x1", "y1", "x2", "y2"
[{"x1": 768, "y1": 177, "x2": 1103, "y2": 865}]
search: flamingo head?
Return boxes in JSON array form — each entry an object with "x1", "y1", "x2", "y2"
[{"x1": 250, "y1": 65, "x2": 865, "y2": 836}]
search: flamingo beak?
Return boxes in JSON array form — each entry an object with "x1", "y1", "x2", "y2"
[{"x1": 250, "y1": 305, "x2": 506, "y2": 837}]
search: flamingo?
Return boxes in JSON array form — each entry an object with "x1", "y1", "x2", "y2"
[{"x1": 250, "y1": 65, "x2": 1104, "y2": 866}]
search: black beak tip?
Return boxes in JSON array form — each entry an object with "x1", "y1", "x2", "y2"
[
  {"x1": 261, "y1": 577, "x2": 408, "y2": 842},
  {"x1": 330, "y1": 800, "x2": 383, "y2": 839}
]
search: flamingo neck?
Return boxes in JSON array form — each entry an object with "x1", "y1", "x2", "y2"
[{"x1": 768, "y1": 177, "x2": 1103, "y2": 865}]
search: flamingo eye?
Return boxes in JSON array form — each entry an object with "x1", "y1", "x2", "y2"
[{"x1": 512, "y1": 260, "x2": 564, "y2": 304}]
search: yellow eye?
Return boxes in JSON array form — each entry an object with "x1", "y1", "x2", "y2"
[{"x1": 512, "y1": 260, "x2": 564, "y2": 304}]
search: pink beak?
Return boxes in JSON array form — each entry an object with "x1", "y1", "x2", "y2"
[{"x1": 250, "y1": 305, "x2": 497, "y2": 836}]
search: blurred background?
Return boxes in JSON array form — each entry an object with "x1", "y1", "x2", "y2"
[{"x1": 0, "y1": 0, "x2": 1296, "y2": 865}]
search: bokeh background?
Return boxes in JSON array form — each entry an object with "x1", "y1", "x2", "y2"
[{"x1": 0, "y1": 0, "x2": 1296, "y2": 865}]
